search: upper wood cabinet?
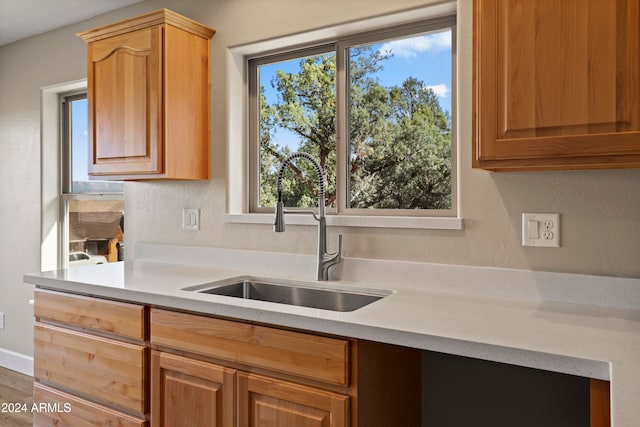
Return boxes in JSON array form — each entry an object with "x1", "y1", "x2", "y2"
[
  {"x1": 473, "y1": 0, "x2": 640, "y2": 171},
  {"x1": 78, "y1": 9, "x2": 215, "y2": 180}
]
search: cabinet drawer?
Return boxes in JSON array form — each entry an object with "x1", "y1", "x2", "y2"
[
  {"x1": 150, "y1": 309, "x2": 350, "y2": 387},
  {"x1": 33, "y1": 383, "x2": 147, "y2": 427},
  {"x1": 34, "y1": 289, "x2": 145, "y2": 340},
  {"x1": 34, "y1": 323, "x2": 147, "y2": 414}
]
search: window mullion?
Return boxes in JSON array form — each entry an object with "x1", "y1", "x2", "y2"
[
  {"x1": 59, "y1": 195, "x2": 70, "y2": 269},
  {"x1": 60, "y1": 96, "x2": 72, "y2": 195},
  {"x1": 248, "y1": 58, "x2": 260, "y2": 213},
  {"x1": 335, "y1": 42, "x2": 348, "y2": 215}
]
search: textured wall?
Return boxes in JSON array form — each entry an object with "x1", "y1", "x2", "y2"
[
  {"x1": 126, "y1": 0, "x2": 640, "y2": 278},
  {"x1": 1, "y1": 0, "x2": 639, "y2": 360}
]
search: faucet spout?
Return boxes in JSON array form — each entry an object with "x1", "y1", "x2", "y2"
[{"x1": 273, "y1": 152, "x2": 342, "y2": 281}]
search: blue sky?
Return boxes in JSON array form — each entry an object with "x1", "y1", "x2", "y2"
[
  {"x1": 71, "y1": 98, "x2": 89, "y2": 183},
  {"x1": 260, "y1": 29, "x2": 452, "y2": 150},
  {"x1": 373, "y1": 29, "x2": 452, "y2": 112}
]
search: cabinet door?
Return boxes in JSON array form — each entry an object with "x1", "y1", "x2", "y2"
[
  {"x1": 151, "y1": 351, "x2": 235, "y2": 427},
  {"x1": 238, "y1": 373, "x2": 349, "y2": 427},
  {"x1": 474, "y1": 0, "x2": 640, "y2": 170},
  {"x1": 88, "y1": 26, "x2": 163, "y2": 176}
]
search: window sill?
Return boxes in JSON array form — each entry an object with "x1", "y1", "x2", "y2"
[{"x1": 223, "y1": 214, "x2": 463, "y2": 230}]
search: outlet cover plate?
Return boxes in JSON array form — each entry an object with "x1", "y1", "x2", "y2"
[{"x1": 522, "y1": 213, "x2": 560, "y2": 247}]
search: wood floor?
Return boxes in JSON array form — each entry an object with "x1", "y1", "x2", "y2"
[{"x1": 0, "y1": 367, "x2": 33, "y2": 426}]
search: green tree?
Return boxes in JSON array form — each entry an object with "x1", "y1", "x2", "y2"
[
  {"x1": 351, "y1": 77, "x2": 451, "y2": 209},
  {"x1": 259, "y1": 47, "x2": 451, "y2": 210},
  {"x1": 259, "y1": 53, "x2": 336, "y2": 207}
]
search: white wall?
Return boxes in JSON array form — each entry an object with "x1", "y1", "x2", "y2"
[{"x1": 1, "y1": 0, "x2": 639, "y2": 361}]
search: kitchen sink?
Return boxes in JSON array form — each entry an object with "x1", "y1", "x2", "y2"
[{"x1": 183, "y1": 276, "x2": 390, "y2": 312}]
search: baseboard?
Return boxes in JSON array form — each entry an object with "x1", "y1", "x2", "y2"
[{"x1": 0, "y1": 347, "x2": 33, "y2": 377}]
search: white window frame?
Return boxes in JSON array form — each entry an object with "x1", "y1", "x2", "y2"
[{"x1": 224, "y1": 2, "x2": 462, "y2": 230}]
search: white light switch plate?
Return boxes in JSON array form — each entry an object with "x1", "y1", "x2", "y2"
[
  {"x1": 522, "y1": 213, "x2": 560, "y2": 247},
  {"x1": 182, "y1": 208, "x2": 200, "y2": 231}
]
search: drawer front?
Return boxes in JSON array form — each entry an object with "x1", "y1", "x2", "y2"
[
  {"x1": 34, "y1": 323, "x2": 147, "y2": 414},
  {"x1": 150, "y1": 309, "x2": 350, "y2": 387},
  {"x1": 34, "y1": 289, "x2": 146, "y2": 340},
  {"x1": 33, "y1": 383, "x2": 147, "y2": 427}
]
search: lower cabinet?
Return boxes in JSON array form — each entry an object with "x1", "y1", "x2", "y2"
[
  {"x1": 150, "y1": 350, "x2": 349, "y2": 427},
  {"x1": 149, "y1": 308, "x2": 421, "y2": 427},
  {"x1": 33, "y1": 290, "x2": 147, "y2": 426},
  {"x1": 33, "y1": 289, "x2": 611, "y2": 427}
]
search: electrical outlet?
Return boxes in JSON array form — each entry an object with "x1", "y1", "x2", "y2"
[
  {"x1": 0, "y1": 312, "x2": 5, "y2": 329},
  {"x1": 522, "y1": 213, "x2": 560, "y2": 247},
  {"x1": 182, "y1": 208, "x2": 200, "y2": 231}
]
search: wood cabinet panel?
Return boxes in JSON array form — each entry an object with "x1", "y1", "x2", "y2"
[
  {"x1": 34, "y1": 289, "x2": 145, "y2": 340},
  {"x1": 590, "y1": 379, "x2": 611, "y2": 427},
  {"x1": 151, "y1": 351, "x2": 235, "y2": 427},
  {"x1": 33, "y1": 383, "x2": 147, "y2": 427},
  {"x1": 238, "y1": 372, "x2": 348, "y2": 427},
  {"x1": 150, "y1": 309, "x2": 349, "y2": 387},
  {"x1": 88, "y1": 26, "x2": 162, "y2": 176},
  {"x1": 473, "y1": 0, "x2": 640, "y2": 170},
  {"x1": 34, "y1": 323, "x2": 147, "y2": 414},
  {"x1": 163, "y1": 24, "x2": 211, "y2": 179},
  {"x1": 352, "y1": 340, "x2": 422, "y2": 427},
  {"x1": 79, "y1": 9, "x2": 215, "y2": 180}
]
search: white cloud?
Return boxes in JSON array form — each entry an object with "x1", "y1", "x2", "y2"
[
  {"x1": 379, "y1": 31, "x2": 451, "y2": 58},
  {"x1": 426, "y1": 83, "x2": 450, "y2": 98}
]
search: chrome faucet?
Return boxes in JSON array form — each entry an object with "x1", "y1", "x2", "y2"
[{"x1": 273, "y1": 152, "x2": 342, "y2": 281}]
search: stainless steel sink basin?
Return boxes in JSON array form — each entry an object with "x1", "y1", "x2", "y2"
[{"x1": 183, "y1": 276, "x2": 390, "y2": 312}]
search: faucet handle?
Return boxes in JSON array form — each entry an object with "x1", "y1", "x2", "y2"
[
  {"x1": 320, "y1": 234, "x2": 343, "y2": 281},
  {"x1": 334, "y1": 234, "x2": 343, "y2": 259}
]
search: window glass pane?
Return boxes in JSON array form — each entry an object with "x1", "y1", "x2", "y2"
[
  {"x1": 70, "y1": 98, "x2": 124, "y2": 193},
  {"x1": 67, "y1": 199, "x2": 124, "y2": 268},
  {"x1": 258, "y1": 52, "x2": 336, "y2": 208},
  {"x1": 348, "y1": 29, "x2": 452, "y2": 210}
]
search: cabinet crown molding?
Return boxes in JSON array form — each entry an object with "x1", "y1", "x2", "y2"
[{"x1": 77, "y1": 8, "x2": 216, "y2": 43}]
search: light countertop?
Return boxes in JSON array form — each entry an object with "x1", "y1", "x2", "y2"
[{"x1": 24, "y1": 243, "x2": 640, "y2": 426}]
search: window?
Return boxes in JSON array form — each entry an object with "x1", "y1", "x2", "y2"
[
  {"x1": 249, "y1": 16, "x2": 456, "y2": 217},
  {"x1": 60, "y1": 92, "x2": 124, "y2": 268}
]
